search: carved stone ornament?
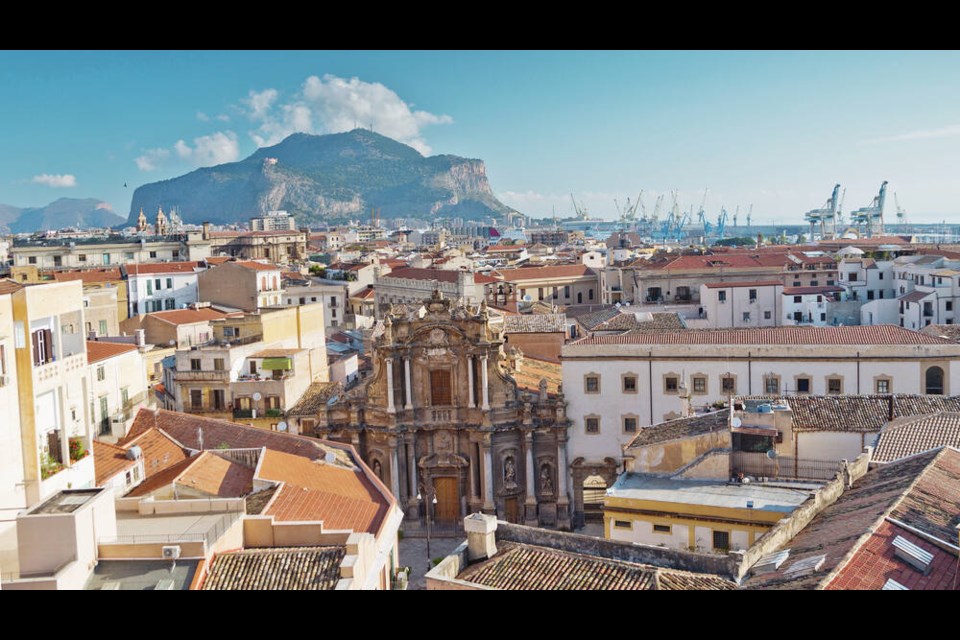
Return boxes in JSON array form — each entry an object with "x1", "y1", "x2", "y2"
[
  {"x1": 434, "y1": 430, "x2": 453, "y2": 454},
  {"x1": 429, "y1": 328, "x2": 448, "y2": 345}
]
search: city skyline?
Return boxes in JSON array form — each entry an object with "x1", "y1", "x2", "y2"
[{"x1": 3, "y1": 50, "x2": 960, "y2": 225}]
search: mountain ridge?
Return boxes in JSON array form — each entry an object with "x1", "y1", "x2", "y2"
[{"x1": 0, "y1": 198, "x2": 126, "y2": 233}]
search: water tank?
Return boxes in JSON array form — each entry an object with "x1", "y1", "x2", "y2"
[{"x1": 757, "y1": 404, "x2": 773, "y2": 414}]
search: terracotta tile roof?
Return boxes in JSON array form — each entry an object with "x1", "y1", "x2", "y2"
[
  {"x1": 0, "y1": 278, "x2": 24, "y2": 294},
  {"x1": 627, "y1": 411, "x2": 728, "y2": 449},
  {"x1": 121, "y1": 427, "x2": 192, "y2": 478},
  {"x1": 93, "y1": 441, "x2": 137, "y2": 485},
  {"x1": 782, "y1": 286, "x2": 844, "y2": 295},
  {"x1": 571, "y1": 306, "x2": 621, "y2": 330},
  {"x1": 175, "y1": 452, "x2": 255, "y2": 498},
  {"x1": 201, "y1": 547, "x2": 345, "y2": 590},
  {"x1": 351, "y1": 287, "x2": 375, "y2": 300},
  {"x1": 510, "y1": 356, "x2": 562, "y2": 397},
  {"x1": 258, "y1": 450, "x2": 389, "y2": 534},
  {"x1": 126, "y1": 457, "x2": 196, "y2": 497},
  {"x1": 874, "y1": 413, "x2": 960, "y2": 463},
  {"x1": 51, "y1": 268, "x2": 123, "y2": 283},
  {"x1": 899, "y1": 290, "x2": 932, "y2": 304},
  {"x1": 570, "y1": 325, "x2": 955, "y2": 347},
  {"x1": 86, "y1": 340, "x2": 139, "y2": 364},
  {"x1": 888, "y1": 447, "x2": 960, "y2": 542},
  {"x1": 147, "y1": 307, "x2": 228, "y2": 325},
  {"x1": 703, "y1": 280, "x2": 783, "y2": 288},
  {"x1": 609, "y1": 312, "x2": 686, "y2": 334},
  {"x1": 503, "y1": 314, "x2": 566, "y2": 333},
  {"x1": 783, "y1": 395, "x2": 960, "y2": 433},
  {"x1": 204, "y1": 256, "x2": 235, "y2": 265},
  {"x1": 643, "y1": 254, "x2": 778, "y2": 271},
  {"x1": 384, "y1": 267, "x2": 498, "y2": 285},
  {"x1": 125, "y1": 262, "x2": 201, "y2": 275},
  {"x1": 495, "y1": 264, "x2": 595, "y2": 282},
  {"x1": 825, "y1": 520, "x2": 959, "y2": 590},
  {"x1": 921, "y1": 324, "x2": 960, "y2": 343},
  {"x1": 457, "y1": 542, "x2": 735, "y2": 590},
  {"x1": 742, "y1": 448, "x2": 952, "y2": 590},
  {"x1": 234, "y1": 260, "x2": 281, "y2": 272}
]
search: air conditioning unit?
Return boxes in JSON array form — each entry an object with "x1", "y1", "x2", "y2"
[{"x1": 161, "y1": 545, "x2": 181, "y2": 560}]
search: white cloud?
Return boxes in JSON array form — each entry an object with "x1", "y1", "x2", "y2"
[
  {"x1": 196, "y1": 111, "x2": 211, "y2": 122},
  {"x1": 134, "y1": 148, "x2": 170, "y2": 172},
  {"x1": 862, "y1": 124, "x2": 960, "y2": 145},
  {"x1": 173, "y1": 131, "x2": 240, "y2": 167},
  {"x1": 32, "y1": 173, "x2": 77, "y2": 188},
  {"x1": 244, "y1": 74, "x2": 453, "y2": 154},
  {"x1": 215, "y1": 113, "x2": 231, "y2": 122}
]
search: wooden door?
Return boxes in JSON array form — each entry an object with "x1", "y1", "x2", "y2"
[
  {"x1": 434, "y1": 477, "x2": 459, "y2": 523},
  {"x1": 504, "y1": 497, "x2": 519, "y2": 524}
]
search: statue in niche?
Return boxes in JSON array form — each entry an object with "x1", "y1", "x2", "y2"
[
  {"x1": 503, "y1": 455, "x2": 517, "y2": 487},
  {"x1": 540, "y1": 464, "x2": 553, "y2": 494},
  {"x1": 372, "y1": 459, "x2": 383, "y2": 480},
  {"x1": 539, "y1": 377, "x2": 548, "y2": 401}
]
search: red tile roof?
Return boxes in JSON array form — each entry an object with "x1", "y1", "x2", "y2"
[
  {"x1": 147, "y1": 307, "x2": 228, "y2": 325},
  {"x1": 782, "y1": 286, "x2": 844, "y2": 295},
  {"x1": 52, "y1": 268, "x2": 123, "y2": 283},
  {"x1": 258, "y1": 450, "x2": 389, "y2": 535},
  {"x1": 93, "y1": 441, "x2": 137, "y2": 485},
  {"x1": 495, "y1": 264, "x2": 594, "y2": 282},
  {"x1": 570, "y1": 325, "x2": 955, "y2": 346},
  {"x1": 201, "y1": 546, "x2": 345, "y2": 590},
  {"x1": 233, "y1": 260, "x2": 281, "y2": 272},
  {"x1": 874, "y1": 412, "x2": 960, "y2": 463},
  {"x1": 0, "y1": 279, "x2": 24, "y2": 294},
  {"x1": 86, "y1": 340, "x2": 139, "y2": 364},
  {"x1": 126, "y1": 457, "x2": 196, "y2": 497},
  {"x1": 126, "y1": 262, "x2": 201, "y2": 275},
  {"x1": 175, "y1": 452, "x2": 255, "y2": 498},
  {"x1": 351, "y1": 287, "x2": 375, "y2": 300},
  {"x1": 703, "y1": 280, "x2": 783, "y2": 288},
  {"x1": 121, "y1": 426, "x2": 191, "y2": 478}
]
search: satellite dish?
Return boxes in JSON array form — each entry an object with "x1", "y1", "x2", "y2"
[
  {"x1": 731, "y1": 417, "x2": 742, "y2": 428},
  {"x1": 766, "y1": 449, "x2": 778, "y2": 460},
  {"x1": 252, "y1": 392, "x2": 262, "y2": 401},
  {"x1": 615, "y1": 302, "x2": 621, "y2": 308},
  {"x1": 276, "y1": 421, "x2": 288, "y2": 432},
  {"x1": 523, "y1": 294, "x2": 532, "y2": 302}
]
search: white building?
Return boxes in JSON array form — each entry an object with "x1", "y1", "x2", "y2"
[
  {"x1": 697, "y1": 281, "x2": 783, "y2": 328},
  {"x1": 893, "y1": 254, "x2": 960, "y2": 330},
  {"x1": 251, "y1": 210, "x2": 296, "y2": 231},
  {"x1": 781, "y1": 285, "x2": 844, "y2": 326},
  {"x1": 283, "y1": 280, "x2": 347, "y2": 329},
  {"x1": 86, "y1": 341, "x2": 149, "y2": 442},
  {"x1": 560, "y1": 324, "x2": 960, "y2": 520},
  {"x1": 838, "y1": 257, "x2": 894, "y2": 303},
  {"x1": 125, "y1": 261, "x2": 203, "y2": 316}
]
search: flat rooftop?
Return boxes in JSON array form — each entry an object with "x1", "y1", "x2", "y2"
[
  {"x1": 608, "y1": 475, "x2": 813, "y2": 513},
  {"x1": 29, "y1": 489, "x2": 103, "y2": 515},
  {"x1": 114, "y1": 510, "x2": 238, "y2": 544},
  {"x1": 85, "y1": 560, "x2": 200, "y2": 590}
]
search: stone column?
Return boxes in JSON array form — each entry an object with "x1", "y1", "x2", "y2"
[
  {"x1": 481, "y1": 434, "x2": 495, "y2": 513},
  {"x1": 556, "y1": 434, "x2": 571, "y2": 530},
  {"x1": 403, "y1": 356, "x2": 413, "y2": 410},
  {"x1": 390, "y1": 440, "x2": 401, "y2": 503},
  {"x1": 385, "y1": 357, "x2": 395, "y2": 414},
  {"x1": 480, "y1": 355, "x2": 490, "y2": 411},
  {"x1": 405, "y1": 432, "x2": 418, "y2": 519},
  {"x1": 467, "y1": 355, "x2": 476, "y2": 408},
  {"x1": 524, "y1": 431, "x2": 538, "y2": 526}
]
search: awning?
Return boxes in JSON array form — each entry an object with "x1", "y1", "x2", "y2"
[{"x1": 261, "y1": 357, "x2": 292, "y2": 370}]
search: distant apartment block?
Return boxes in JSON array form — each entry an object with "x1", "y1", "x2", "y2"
[{"x1": 250, "y1": 210, "x2": 296, "y2": 231}]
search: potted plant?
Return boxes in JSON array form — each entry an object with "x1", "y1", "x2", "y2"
[{"x1": 68, "y1": 437, "x2": 88, "y2": 462}]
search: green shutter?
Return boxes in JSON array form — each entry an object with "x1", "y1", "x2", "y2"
[{"x1": 260, "y1": 357, "x2": 292, "y2": 370}]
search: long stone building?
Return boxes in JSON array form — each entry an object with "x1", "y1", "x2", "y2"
[{"x1": 289, "y1": 291, "x2": 573, "y2": 529}]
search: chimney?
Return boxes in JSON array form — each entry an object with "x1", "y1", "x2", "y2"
[
  {"x1": 464, "y1": 512, "x2": 498, "y2": 562},
  {"x1": 756, "y1": 233, "x2": 762, "y2": 249},
  {"x1": 135, "y1": 329, "x2": 146, "y2": 347},
  {"x1": 202, "y1": 221, "x2": 211, "y2": 240}
]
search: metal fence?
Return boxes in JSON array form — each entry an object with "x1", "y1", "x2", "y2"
[{"x1": 731, "y1": 451, "x2": 841, "y2": 482}]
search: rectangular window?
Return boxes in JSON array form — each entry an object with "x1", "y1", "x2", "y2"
[
  {"x1": 878, "y1": 272, "x2": 884, "y2": 280},
  {"x1": 718, "y1": 290, "x2": 727, "y2": 302},
  {"x1": 848, "y1": 272, "x2": 858, "y2": 282},
  {"x1": 190, "y1": 358, "x2": 201, "y2": 371},
  {"x1": 165, "y1": 298, "x2": 175, "y2": 310},
  {"x1": 796, "y1": 377, "x2": 811, "y2": 393},
  {"x1": 102, "y1": 253, "x2": 110, "y2": 264},
  {"x1": 828, "y1": 378, "x2": 842, "y2": 394},
  {"x1": 31, "y1": 328, "x2": 54, "y2": 366},
  {"x1": 623, "y1": 417, "x2": 637, "y2": 433},
  {"x1": 721, "y1": 376, "x2": 736, "y2": 394},
  {"x1": 149, "y1": 251, "x2": 157, "y2": 258},
  {"x1": 78, "y1": 254, "x2": 87, "y2": 262},
  {"x1": 133, "y1": 466, "x2": 141, "y2": 482},
  {"x1": 564, "y1": 285, "x2": 571, "y2": 298},
  {"x1": 693, "y1": 377, "x2": 706, "y2": 393},
  {"x1": 764, "y1": 310, "x2": 772, "y2": 320},
  {"x1": 28, "y1": 256, "x2": 37, "y2": 264},
  {"x1": 172, "y1": 250, "x2": 180, "y2": 259},
  {"x1": 190, "y1": 389, "x2": 203, "y2": 409},
  {"x1": 311, "y1": 297, "x2": 317, "y2": 302},
  {"x1": 867, "y1": 290, "x2": 875, "y2": 300},
  {"x1": 665, "y1": 376, "x2": 678, "y2": 392},
  {"x1": 749, "y1": 289, "x2": 757, "y2": 301},
  {"x1": 213, "y1": 358, "x2": 225, "y2": 371},
  {"x1": 810, "y1": 280, "x2": 818, "y2": 286},
  {"x1": 154, "y1": 278, "x2": 162, "y2": 291},
  {"x1": 713, "y1": 530, "x2": 730, "y2": 552},
  {"x1": 876, "y1": 379, "x2": 890, "y2": 393},
  {"x1": 622, "y1": 376, "x2": 637, "y2": 393},
  {"x1": 212, "y1": 389, "x2": 226, "y2": 410},
  {"x1": 430, "y1": 369, "x2": 452, "y2": 405},
  {"x1": 613, "y1": 520, "x2": 632, "y2": 529},
  {"x1": 99, "y1": 319, "x2": 108, "y2": 335},
  {"x1": 820, "y1": 313, "x2": 826, "y2": 321},
  {"x1": 589, "y1": 289, "x2": 594, "y2": 300},
  {"x1": 96, "y1": 365, "x2": 105, "y2": 381},
  {"x1": 794, "y1": 281, "x2": 801, "y2": 287},
  {"x1": 827, "y1": 280, "x2": 835, "y2": 286},
  {"x1": 653, "y1": 524, "x2": 671, "y2": 534},
  {"x1": 585, "y1": 375, "x2": 600, "y2": 394},
  {"x1": 299, "y1": 297, "x2": 306, "y2": 305},
  {"x1": 948, "y1": 301, "x2": 954, "y2": 311},
  {"x1": 125, "y1": 252, "x2": 134, "y2": 261},
  {"x1": 146, "y1": 279, "x2": 153, "y2": 295},
  {"x1": 538, "y1": 287, "x2": 544, "y2": 300},
  {"x1": 765, "y1": 377, "x2": 780, "y2": 394},
  {"x1": 793, "y1": 296, "x2": 802, "y2": 303},
  {"x1": 332, "y1": 308, "x2": 337, "y2": 318},
  {"x1": 742, "y1": 312, "x2": 751, "y2": 322},
  {"x1": 166, "y1": 277, "x2": 173, "y2": 289},
  {"x1": 585, "y1": 417, "x2": 599, "y2": 434}
]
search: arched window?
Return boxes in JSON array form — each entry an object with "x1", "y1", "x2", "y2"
[
  {"x1": 925, "y1": 366, "x2": 944, "y2": 395},
  {"x1": 577, "y1": 292, "x2": 583, "y2": 304}
]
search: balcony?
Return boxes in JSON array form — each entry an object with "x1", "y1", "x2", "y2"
[
  {"x1": 173, "y1": 369, "x2": 230, "y2": 383},
  {"x1": 34, "y1": 352, "x2": 86, "y2": 387}
]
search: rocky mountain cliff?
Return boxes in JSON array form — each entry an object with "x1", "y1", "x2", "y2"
[
  {"x1": 128, "y1": 129, "x2": 512, "y2": 226},
  {"x1": 0, "y1": 198, "x2": 125, "y2": 233}
]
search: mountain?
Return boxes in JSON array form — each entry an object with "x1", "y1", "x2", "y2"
[
  {"x1": 0, "y1": 198, "x2": 126, "y2": 233},
  {"x1": 128, "y1": 129, "x2": 513, "y2": 227}
]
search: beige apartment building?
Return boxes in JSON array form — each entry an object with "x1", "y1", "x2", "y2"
[{"x1": 198, "y1": 260, "x2": 284, "y2": 311}]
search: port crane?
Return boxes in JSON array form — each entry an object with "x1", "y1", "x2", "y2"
[
  {"x1": 894, "y1": 192, "x2": 907, "y2": 229},
  {"x1": 850, "y1": 181, "x2": 888, "y2": 238},
  {"x1": 570, "y1": 194, "x2": 590, "y2": 221},
  {"x1": 746, "y1": 204, "x2": 753, "y2": 229},
  {"x1": 803, "y1": 184, "x2": 841, "y2": 240}
]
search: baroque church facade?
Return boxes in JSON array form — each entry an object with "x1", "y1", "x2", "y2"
[{"x1": 293, "y1": 292, "x2": 572, "y2": 529}]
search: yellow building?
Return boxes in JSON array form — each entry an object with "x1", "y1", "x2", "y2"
[{"x1": 603, "y1": 474, "x2": 812, "y2": 553}]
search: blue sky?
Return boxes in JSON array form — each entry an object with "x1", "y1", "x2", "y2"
[{"x1": 2, "y1": 50, "x2": 959, "y2": 224}]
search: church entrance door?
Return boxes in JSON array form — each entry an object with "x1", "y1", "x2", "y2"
[{"x1": 434, "y1": 476, "x2": 459, "y2": 524}]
